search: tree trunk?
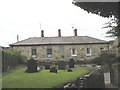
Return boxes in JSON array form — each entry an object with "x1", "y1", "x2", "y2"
[
  {"x1": 118, "y1": 35, "x2": 120, "y2": 56},
  {"x1": 118, "y1": 2, "x2": 120, "y2": 56}
]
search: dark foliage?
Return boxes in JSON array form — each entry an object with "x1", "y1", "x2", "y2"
[
  {"x1": 45, "y1": 64, "x2": 50, "y2": 70},
  {"x1": 50, "y1": 66, "x2": 57, "y2": 73},
  {"x1": 90, "y1": 52, "x2": 116, "y2": 65},
  {"x1": 75, "y1": 60, "x2": 89, "y2": 65},
  {"x1": 72, "y1": 2, "x2": 118, "y2": 18},
  {"x1": 42, "y1": 61, "x2": 52, "y2": 70},
  {"x1": 2, "y1": 50, "x2": 26, "y2": 72}
]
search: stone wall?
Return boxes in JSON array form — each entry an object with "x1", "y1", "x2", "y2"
[
  {"x1": 0, "y1": 47, "x2": 3, "y2": 73},
  {"x1": 110, "y1": 63, "x2": 120, "y2": 87},
  {"x1": 112, "y1": 38, "x2": 119, "y2": 56},
  {"x1": 12, "y1": 43, "x2": 108, "y2": 61},
  {"x1": 56, "y1": 65, "x2": 105, "y2": 88}
]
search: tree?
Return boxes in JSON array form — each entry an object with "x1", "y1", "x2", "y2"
[
  {"x1": 72, "y1": 2, "x2": 118, "y2": 18},
  {"x1": 72, "y1": 2, "x2": 120, "y2": 55}
]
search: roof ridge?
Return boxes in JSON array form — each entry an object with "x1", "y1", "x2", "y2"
[
  {"x1": 9, "y1": 37, "x2": 33, "y2": 46},
  {"x1": 10, "y1": 36, "x2": 108, "y2": 46},
  {"x1": 86, "y1": 36, "x2": 107, "y2": 42},
  {"x1": 33, "y1": 36, "x2": 88, "y2": 38}
]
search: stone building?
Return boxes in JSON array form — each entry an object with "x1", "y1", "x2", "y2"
[
  {"x1": 111, "y1": 38, "x2": 119, "y2": 56},
  {"x1": 10, "y1": 29, "x2": 109, "y2": 61}
]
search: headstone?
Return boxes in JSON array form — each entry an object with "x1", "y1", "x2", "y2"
[
  {"x1": 67, "y1": 68, "x2": 73, "y2": 72},
  {"x1": 69, "y1": 58, "x2": 75, "y2": 68},
  {"x1": 58, "y1": 61, "x2": 66, "y2": 70},
  {"x1": 50, "y1": 66, "x2": 57, "y2": 73},
  {"x1": 26, "y1": 59, "x2": 38, "y2": 73}
]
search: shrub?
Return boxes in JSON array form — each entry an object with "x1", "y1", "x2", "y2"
[
  {"x1": 2, "y1": 49, "x2": 26, "y2": 72},
  {"x1": 89, "y1": 52, "x2": 116, "y2": 65},
  {"x1": 45, "y1": 62, "x2": 52, "y2": 69},
  {"x1": 45, "y1": 64, "x2": 50, "y2": 69},
  {"x1": 75, "y1": 60, "x2": 89, "y2": 65}
]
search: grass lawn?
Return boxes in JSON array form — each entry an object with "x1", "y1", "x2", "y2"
[{"x1": 2, "y1": 66, "x2": 90, "y2": 88}]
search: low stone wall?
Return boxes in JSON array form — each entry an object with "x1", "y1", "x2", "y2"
[
  {"x1": 83, "y1": 69, "x2": 105, "y2": 88},
  {"x1": 56, "y1": 65, "x2": 105, "y2": 88},
  {"x1": 110, "y1": 63, "x2": 120, "y2": 87}
]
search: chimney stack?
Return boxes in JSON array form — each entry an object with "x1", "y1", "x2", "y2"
[
  {"x1": 17, "y1": 35, "x2": 19, "y2": 42},
  {"x1": 41, "y1": 30, "x2": 44, "y2": 37},
  {"x1": 58, "y1": 29, "x2": 61, "y2": 37},
  {"x1": 74, "y1": 29, "x2": 77, "y2": 36}
]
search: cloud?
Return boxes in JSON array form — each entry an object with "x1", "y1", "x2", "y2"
[{"x1": 0, "y1": 0, "x2": 115, "y2": 47}]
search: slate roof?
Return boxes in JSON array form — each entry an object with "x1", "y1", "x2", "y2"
[{"x1": 10, "y1": 36, "x2": 108, "y2": 46}]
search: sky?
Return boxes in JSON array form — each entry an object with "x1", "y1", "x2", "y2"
[{"x1": 0, "y1": 0, "x2": 116, "y2": 47}]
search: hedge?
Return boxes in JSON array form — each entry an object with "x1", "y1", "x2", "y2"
[{"x1": 2, "y1": 49, "x2": 26, "y2": 72}]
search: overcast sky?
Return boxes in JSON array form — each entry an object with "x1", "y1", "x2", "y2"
[{"x1": 0, "y1": 0, "x2": 116, "y2": 47}]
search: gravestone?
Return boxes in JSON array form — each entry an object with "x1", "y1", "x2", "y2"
[
  {"x1": 26, "y1": 59, "x2": 38, "y2": 73},
  {"x1": 69, "y1": 58, "x2": 75, "y2": 68},
  {"x1": 67, "y1": 68, "x2": 73, "y2": 72},
  {"x1": 58, "y1": 61, "x2": 66, "y2": 70},
  {"x1": 50, "y1": 66, "x2": 57, "y2": 73}
]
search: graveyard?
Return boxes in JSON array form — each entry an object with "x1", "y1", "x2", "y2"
[
  {"x1": 2, "y1": 66, "x2": 90, "y2": 88},
  {"x1": 2, "y1": 58, "x2": 107, "y2": 88}
]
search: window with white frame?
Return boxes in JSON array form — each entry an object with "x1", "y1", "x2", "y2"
[
  {"x1": 47, "y1": 48, "x2": 52, "y2": 58},
  {"x1": 71, "y1": 48, "x2": 77, "y2": 56},
  {"x1": 86, "y1": 48, "x2": 91, "y2": 56},
  {"x1": 31, "y1": 49, "x2": 37, "y2": 58}
]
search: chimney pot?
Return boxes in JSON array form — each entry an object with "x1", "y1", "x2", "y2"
[
  {"x1": 74, "y1": 29, "x2": 77, "y2": 36},
  {"x1": 17, "y1": 35, "x2": 19, "y2": 42},
  {"x1": 41, "y1": 30, "x2": 44, "y2": 37},
  {"x1": 58, "y1": 29, "x2": 61, "y2": 37}
]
